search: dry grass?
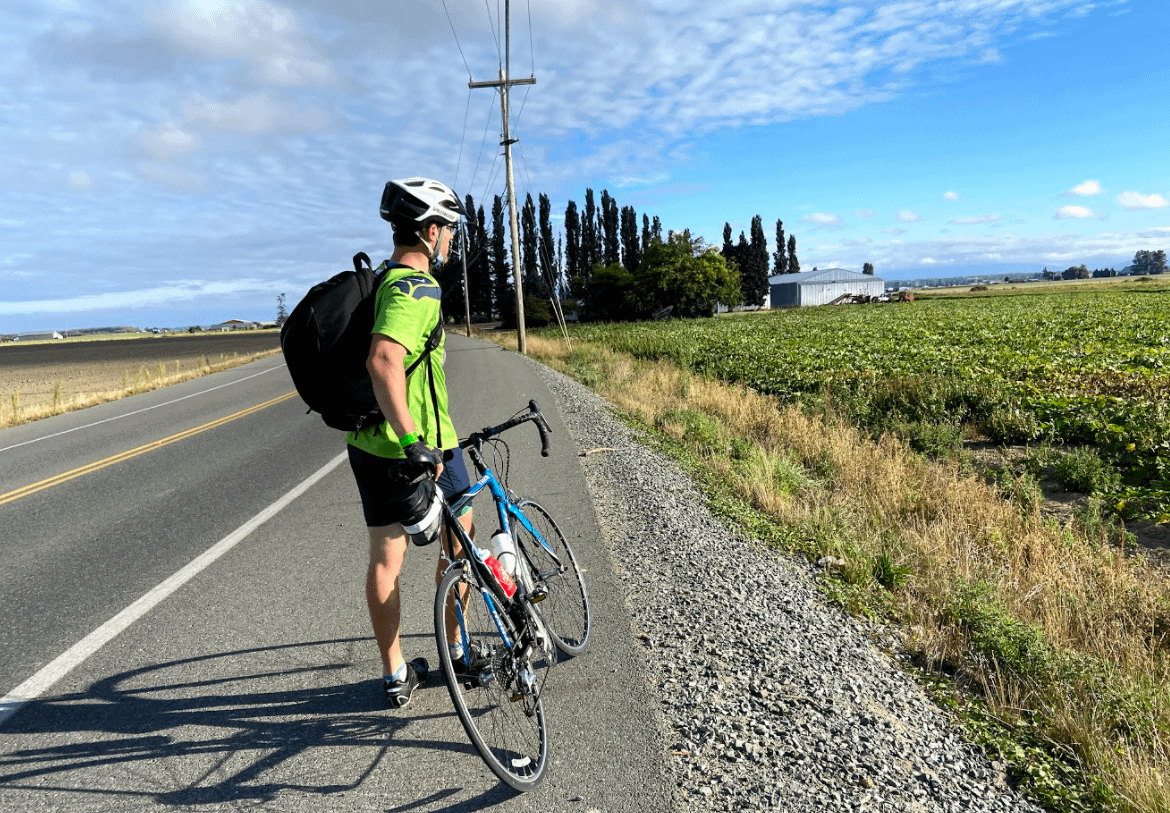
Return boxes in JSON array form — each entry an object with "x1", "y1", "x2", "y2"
[
  {"x1": 497, "y1": 330, "x2": 1170, "y2": 813},
  {"x1": 0, "y1": 349, "x2": 282, "y2": 428}
]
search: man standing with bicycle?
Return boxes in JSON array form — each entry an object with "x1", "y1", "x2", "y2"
[{"x1": 346, "y1": 177, "x2": 475, "y2": 708}]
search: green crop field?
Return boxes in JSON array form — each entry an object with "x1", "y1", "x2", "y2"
[{"x1": 559, "y1": 281, "x2": 1170, "y2": 520}]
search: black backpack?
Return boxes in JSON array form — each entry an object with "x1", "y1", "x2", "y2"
[{"x1": 281, "y1": 252, "x2": 444, "y2": 432}]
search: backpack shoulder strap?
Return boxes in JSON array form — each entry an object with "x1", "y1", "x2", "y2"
[{"x1": 404, "y1": 309, "x2": 444, "y2": 377}]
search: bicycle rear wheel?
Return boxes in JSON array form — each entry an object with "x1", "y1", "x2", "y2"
[
  {"x1": 434, "y1": 564, "x2": 549, "y2": 791},
  {"x1": 511, "y1": 499, "x2": 591, "y2": 657}
]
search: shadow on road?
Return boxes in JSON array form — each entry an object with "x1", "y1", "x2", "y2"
[{"x1": 0, "y1": 639, "x2": 516, "y2": 810}]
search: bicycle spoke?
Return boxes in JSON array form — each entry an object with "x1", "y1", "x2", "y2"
[
  {"x1": 512, "y1": 499, "x2": 591, "y2": 656},
  {"x1": 434, "y1": 566, "x2": 548, "y2": 790}
]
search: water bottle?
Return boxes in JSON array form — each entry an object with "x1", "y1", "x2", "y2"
[
  {"x1": 474, "y1": 545, "x2": 516, "y2": 599},
  {"x1": 489, "y1": 530, "x2": 518, "y2": 575}
]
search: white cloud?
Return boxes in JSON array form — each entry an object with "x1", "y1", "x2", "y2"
[
  {"x1": 854, "y1": 209, "x2": 875, "y2": 219},
  {"x1": 183, "y1": 92, "x2": 332, "y2": 135},
  {"x1": 1065, "y1": 179, "x2": 1101, "y2": 196},
  {"x1": 139, "y1": 162, "x2": 206, "y2": 190},
  {"x1": 802, "y1": 213, "x2": 844, "y2": 229},
  {"x1": 0, "y1": 278, "x2": 274, "y2": 314},
  {"x1": 843, "y1": 237, "x2": 872, "y2": 247},
  {"x1": 883, "y1": 227, "x2": 907, "y2": 236},
  {"x1": 150, "y1": 0, "x2": 336, "y2": 87},
  {"x1": 141, "y1": 123, "x2": 202, "y2": 159},
  {"x1": 67, "y1": 170, "x2": 92, "y2": 189},
  {"x1": 1118, "y1": 191, "x2": 1169, "y2": 210},
  {"x1": 833, "y1": 225, "x2": 1170, "y2": 273},
  {"x1": 943, "y1": 191, "x2": 960, "y2": 201},
  {"x1": 1054, "y1": 205, "x2": 1099, "y2": 220},
  {"x1": 896, "y1": 211, "x2": 921, "y2": 222},
  {"x1": 949, "y1": 214, "x2": 1003, "y2": 225}
]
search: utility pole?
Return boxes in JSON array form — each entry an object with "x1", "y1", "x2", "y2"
[
  {"x1": 460, "y1": 224, "x2": 472, "y2": 337},
  {"x1": 469, "y1": 0, "x2": 534, "y2": 354}
]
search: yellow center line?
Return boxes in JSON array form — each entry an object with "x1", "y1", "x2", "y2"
[{"x1": 0, "y1": 392, "x2": 298, "y2": 507}]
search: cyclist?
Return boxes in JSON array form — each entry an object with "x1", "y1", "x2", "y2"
[{"x1": 346, "y1": 177, "x2": 475, "y2": 708}]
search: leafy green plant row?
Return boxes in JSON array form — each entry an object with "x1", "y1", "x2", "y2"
[{"x1": 559, "y1": 290, "x2": 1170, "y2": 519}]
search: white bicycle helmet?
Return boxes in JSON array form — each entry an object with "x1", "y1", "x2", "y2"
[{"x1": 381, "y1": 177, "x2": 464, "y2": 227}]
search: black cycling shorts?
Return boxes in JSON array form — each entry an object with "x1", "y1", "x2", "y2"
[{"x1": 348, "y1": 445, "x2": 472, "y2": 528}]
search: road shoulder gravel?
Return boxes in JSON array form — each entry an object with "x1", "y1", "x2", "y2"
[{"x1": 529, "y1": 357, "x2": 1042, "y2": 813}]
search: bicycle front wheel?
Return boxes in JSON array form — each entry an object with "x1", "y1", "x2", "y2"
[
  {"x1": 434, "y1": 565, "x2": 549, "y2": 791},
  {"x1": 512, "y1": 499, "x2": 591, "y2": 657}
]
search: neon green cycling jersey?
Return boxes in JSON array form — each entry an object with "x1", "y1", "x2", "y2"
[{"x1": 346, "y1": 263, "x2": 458, "y2": 457}]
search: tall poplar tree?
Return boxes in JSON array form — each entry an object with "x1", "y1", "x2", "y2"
[
  {"x1": 491, "y1": 195, "x2": 511, "y2": 319},
  {"x1": 521, "y1": 193, "x2": 546, "y2": 298},
  {"x1": 471, "y1": 205, "x2": 491, "y2": 317},
  {"x1": 538, "y1": 193, "x2": 556, "y2": 297},
  {"x1": 722, "y1": 223, "x2": 734, "y2": 261},
  {"x1": 556, "y1": 235, "x2": 565, "y2": 298},
  {"x1": 642, "y1": 213, "x2": 651, "y2": 252},
  {"x1": 773, "y1": 219, "x2": 788, "y2": 275},
  {"x1": 787, "y1": 234, "x2": 800, "y2": 274},
  {"x1": 564, "y1": 199, "x2": 581, "y2": 287},
  {"x1": 735, "y1": 231, "x2": 750, "y2": 299},
  {"x1": 582, "y1": 188, "x2": 599, "y2": 282},
  {"x1": 601, "y1": 189, "x2": 620, "y2": 267},
  {"x1": 743, "y1": 214, "x2": 770, "y2": 306},
  {"x1": 620, "y1": 205, "x2": 641, "y2": 273},
  {"x1": 460, "y1": 193, "x2": 492, "y2": 318}
]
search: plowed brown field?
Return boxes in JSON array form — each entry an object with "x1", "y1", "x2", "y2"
[{"x1": 0, "y1": 332, "x2": 282, "y2": 420}]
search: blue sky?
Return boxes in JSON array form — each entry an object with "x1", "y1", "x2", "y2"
[{"x1": 2, "y1": 0, "x2": 1168, "y2": 332}]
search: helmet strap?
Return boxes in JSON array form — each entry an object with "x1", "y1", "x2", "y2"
[{"x1": 417, "y1": 223, "x2": 440, "y2": 260}]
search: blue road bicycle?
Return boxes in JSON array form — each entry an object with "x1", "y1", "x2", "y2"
[{"x1": 433, "y1": 400, "x2": 591, "y2": 791}]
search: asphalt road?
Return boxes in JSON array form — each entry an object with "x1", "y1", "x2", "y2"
[{"x1": 0, "y1": 334, "x2": 672, "y2": 811}]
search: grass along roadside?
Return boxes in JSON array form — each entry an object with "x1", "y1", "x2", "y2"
[
  {"x1": 496, "y1": 332, "x2": 1169, "y2": 813},
  {"x1": 0, "y1": 349, "x2": 283, "y2": 428}
]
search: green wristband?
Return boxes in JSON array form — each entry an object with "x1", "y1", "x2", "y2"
[{"x1": 398, "y1": 432, "x2": 419, "y2": 447}]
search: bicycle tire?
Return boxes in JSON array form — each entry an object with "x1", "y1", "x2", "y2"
[
  {"x1": 434, "y1": 564, "x2": 549, "y2": 791},
  {"x1": 511, "y1": 498, "x2": 591, "y2": 657}
]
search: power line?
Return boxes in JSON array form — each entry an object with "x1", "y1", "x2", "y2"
[
  {"x1": 485, "y1": 0, "x2": 502, "y2": 65},
  {"x1": 512, "y1": 83, "x2": 532, "y2": 133},
  {"x1": 453, "y1": 88, "x2": 473, "y2": 193},
  {"x1": 440, "y1": 0, "x2": 473, "y2": 79},
  {"x1": 466, "y1": 92, "x2": 498, "y2": 203},
  {"x1": 527, "y1": 0, "x2": 535, "y2": 76}
]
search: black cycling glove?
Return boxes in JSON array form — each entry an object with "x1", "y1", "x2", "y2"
[{"x1": 402, "y1": 440, "x2": 443, "y2": 481}]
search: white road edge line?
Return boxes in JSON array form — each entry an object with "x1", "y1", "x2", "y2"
[
  {"x1": 0, "y1": 450, "x2": 347, "y2": 726},
  {"x1": 0, "y1": 361, "x2": 288, "y2": 454}
]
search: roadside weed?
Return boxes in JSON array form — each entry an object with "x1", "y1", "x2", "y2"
[{"x1": 506, "y1": 330, "x2": 1170, "y2": 813}]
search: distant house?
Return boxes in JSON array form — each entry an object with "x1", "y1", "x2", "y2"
[
  {"x1": 770, "y1": 268, "x2": 885, "y2": 308},
  {"x1": 209, "y1": 319, "x2": 260, "y2": 331}
]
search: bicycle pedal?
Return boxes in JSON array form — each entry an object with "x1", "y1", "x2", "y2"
[{"x1": 529, "y1": 588, "x2": 548, "y2": 603}]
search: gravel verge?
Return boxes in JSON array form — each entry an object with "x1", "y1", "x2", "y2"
[{"x1": 530, "y1": 358, "x2": 1043, "y2": 813}]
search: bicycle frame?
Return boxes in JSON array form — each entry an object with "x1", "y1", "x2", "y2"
[
  {"x1": 440, "y1": 444, "x2": 565, "y2": 584},
  {"x1": 436, "y1": 437, "x2": 568, "y2": 656}
]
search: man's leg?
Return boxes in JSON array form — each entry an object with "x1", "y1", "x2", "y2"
[{"x1": 367, "y1": 524, "x2": 409, "y2": 677}]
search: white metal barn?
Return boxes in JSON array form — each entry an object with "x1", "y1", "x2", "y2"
[{"x1": 769, "y1": 268, "x2": 885, "y2": 307}]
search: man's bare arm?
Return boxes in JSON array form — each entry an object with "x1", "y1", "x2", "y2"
[{"x1": 367, "y1": 335, "x2": 417, "y2": 439}]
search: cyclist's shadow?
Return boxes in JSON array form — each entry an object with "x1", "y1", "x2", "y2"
[{"x1": 0, "y1": 638, "x2": 516, "y2": 810}]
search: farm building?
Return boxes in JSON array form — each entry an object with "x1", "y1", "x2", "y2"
[{"x1": 770, "y1": 267, "x2": 885, "y2": 308}]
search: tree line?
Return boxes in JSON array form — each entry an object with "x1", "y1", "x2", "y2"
[
  {"x1": 1045, "y1": 250, "x2": 1168, "y2": 281},
  {"x1": 436, "y1": 188, "x2": 803, "y2": 323}
]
